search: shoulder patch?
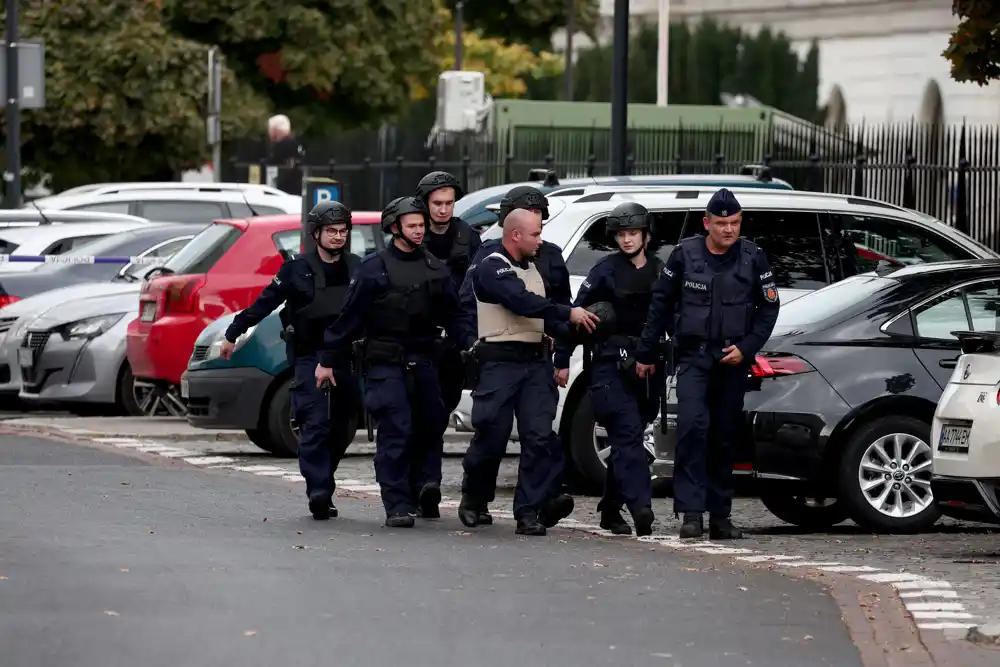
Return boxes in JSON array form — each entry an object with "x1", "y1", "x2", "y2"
[
  {"x1": 762, "y1": 282, "x2": 778, "y2": 303},
  {"x1": 759, "y1": 270, "x2": 773, "y2": 282}
]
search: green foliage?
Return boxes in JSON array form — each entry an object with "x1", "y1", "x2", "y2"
[
  {"x1": 450, "y1": 0, "x2": 600, "y2": 51},
  {"x1": 163, "y1": 0, "x2": 448, "y2": 133},
  {"x1": 944, "y1": 0, "x2": 1000, "y2": 85},
  {"x1": 3, "y1": 0, "x2": 267, "y2": 191}
]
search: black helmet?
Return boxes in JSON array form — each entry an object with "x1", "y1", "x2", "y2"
[
  {"x1": 498, "y1": 185, "x2": 549, "y2": 225},
  {"x1": 606, "y1": 202, "x2": 650, "y2": 233},
  {"x1": 416, "y1": 171, "x2": 465, "y2": 202},
  {"x1": 576, "y1": 301, "x2": 617, "y2": 345},
  {"x1": 306, "y1": 201, "x2": 352, "y2": 236},
  {"x1": 381, "y1": 196, "x2": 429, "y2": 234}
]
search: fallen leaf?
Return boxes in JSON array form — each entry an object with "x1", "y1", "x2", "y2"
[
  {"x1": 244, "y1": 630, "x2": 257, "y2": 637},
  {"x1": 738, "y1": 586, "x2": 748, "y2": 591},
  {"x1": 104, "y1": 610, "x2": 119, "y2": 616},
  {"x1": 120, "y1": 568, "x2": 129, "y2": 573},
  {"x1": 262, "y1": 517, "x2": 267, "y2": 522},
  {"x1": 804, "y1": 635, "x2": 813, "y2": 641},
  {"x1": 293, "y1": 545, "x2": 306, "y2": 550},
  {"x1": 0, "y1": 576, "x2": 8, "y2": 580}
]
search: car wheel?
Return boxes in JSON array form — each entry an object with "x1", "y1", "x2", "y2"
[
  {"x1": 117, "y1": 364, "x2": 145, "y2": 417},
  {"x1": 265, "y1": 377, "x2": 298, "y2": 458},
  {"x1": 760, "y1": 494, "x2": 850, "y2": 529},
  {"x1": 837, "y1": 415, "x2": 940, "y2": 534},
  {"x1": 244, "y1": 428, "x2": 280, "y2": 454}
]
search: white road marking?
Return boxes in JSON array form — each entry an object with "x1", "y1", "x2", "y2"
[
  {"x1": 816, "y1": 565, "x2": 885, "y2": 573},
  {"x1": 917, "y1": 622, "x2": 977, "y2": 630},
  {"x1": 904, "y1": 602, "x2": 967, "y2": 612},
  {"x1": 910, "y1": 611, "x2": 977, "y2": 620},
  {"x1": 891, "y1": 580, "x2": 954, "y2": 590},
  {"x1": 859, "y1": 573, "x2": 930, "y2": 583},
  {"x1": 183, "y1": 456, "x2": 237, "y2": 465},
  {"x1": 737, "y1": 555, "x2": 803, "y2": 563},
  {"x1": 898, "y1": 590, "x2": 959, "y2": 599}
]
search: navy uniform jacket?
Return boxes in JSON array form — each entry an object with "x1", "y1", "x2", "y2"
[
  {"x1": 225, "y1": 255, "x2": 330, "y2": 343},
  {"x1": 635, "y1": 237, "x2": 780, "y2": 365},
  {"x1": 471, "y1": 244, "x2": 572, "y2": 340},
  {"x1": 320, "y1": 244, "x2": 474, "y2": 368}
]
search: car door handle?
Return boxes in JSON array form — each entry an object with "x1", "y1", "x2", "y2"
[{"x1": 939, "y1": 358, "x2": 958, "y2": 369}]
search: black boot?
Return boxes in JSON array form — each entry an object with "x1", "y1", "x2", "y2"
[
  {"x1": 600, "y1": 508, "x2": 632, "y2": 535},
  {"x1": 308, "y1": 493, "x2": 332, "y2": 520},
  {"x1": 458, "y1": 495, "x2": 480, "y2": 528},
  {"x1": 709, "y1": 515, "x2": 744, "y2": 540},
  {"x1": 328, "y1": 498, "x2": 339, "y2": 519},
  {"x1": 539, "y1": 493, "x2": 574, "y2": 528},
  {"x1": 679, "y1": 512, "x2": 704, "y2": 539},
  {"x1": 477, "y1": 504, "x2": 494, "y2": 526},
  {"x1": 385, "y1": 513, "x2": 415, "y2": 528},
  {"x1": 416, "y1": 484, "x2": 441, "y2": 519},
  {"x1": 632, "y1": 506, "x2": 655, "y2": 537},
  {"x1": 515, "y1": 512, "x2": 546, "y2": 536}
]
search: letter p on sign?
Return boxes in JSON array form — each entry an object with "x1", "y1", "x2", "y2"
[{"x1": 313, "y1": 184, "x2": 341, "y2": 205}]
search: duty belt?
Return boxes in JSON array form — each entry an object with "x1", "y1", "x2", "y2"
[
  {"x1": 596, "y1": 334, "x2": 640, "y2": 354},
  {"x1": 474, "y1": 340, "x2": 549, "y2": 363},
  {"x1": 363, "y1": 338, "x2": 440, "y2": 365}
]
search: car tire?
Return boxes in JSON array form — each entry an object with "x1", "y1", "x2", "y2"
[
  {"x1": 760, "y1": 494, "x2": 850, "y2": 529},
  {"x1": 567, "y1": 391, "x2": 607, "y2": 494},
  {"x1": 245, "y1": 428, "x2": 280, "y2": 453},
  {"x1": 837, "y1": 415, "x2": 941, "y2": 534},
  {"x1": 265, "y1": 377, "x2": 298, "y2": 458},
  {"x1": 117, "y1": 363, "x2": 144, "y2": 417}
]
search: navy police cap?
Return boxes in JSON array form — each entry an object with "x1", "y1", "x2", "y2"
[{"x1": 707, "y1": 188, "x2": 742, "y2": 217}]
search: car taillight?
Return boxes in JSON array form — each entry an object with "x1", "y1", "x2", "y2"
[
  {"x1": 163, "y1": 276, "x2": 206, "y2": 314},
  {"x1": 996, "y1": 387, "x2": 1000, "y2": 405},
  {"x1": 0, "y1": 295, "x2": 20, "y2": 309},
  {"x1": 750, "y1": 353, "x2": 814, "y2": 378}
]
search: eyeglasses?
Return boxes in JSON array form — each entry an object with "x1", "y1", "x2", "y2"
[{"x1": 321, "y1": 228, "x2": 350, "y2": 237}]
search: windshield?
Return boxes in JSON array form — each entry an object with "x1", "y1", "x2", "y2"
[
  {"x1": 776, "y1": 274, "x2": 898, "y2": 328},
  {"x1": 453, "y1": 184, "x2": 514, "y2": 219},
  {"x1": 162, "y1": 223, "x2": 241, "y2": 275}
]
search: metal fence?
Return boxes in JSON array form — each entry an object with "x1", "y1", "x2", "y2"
[{"x1": 227, "y1": 120, "x2": 1000, "y2": 250}]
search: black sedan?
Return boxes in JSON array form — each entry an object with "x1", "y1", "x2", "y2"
[
  {"x1": 0, "y1": 223, "x2": 202, "y2": 304},
  {"x1": 653, "y1": 259, "x2": 1000, "y2": 534}
]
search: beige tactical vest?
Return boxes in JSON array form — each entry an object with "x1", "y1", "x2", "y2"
[{"x1": 477, "y1": 252, "x2": 546, "y2": 343}]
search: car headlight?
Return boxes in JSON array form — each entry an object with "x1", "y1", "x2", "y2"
[
  {"x1": 205, "y1": 324, "x2": 257, "y2": 360},
  {"x1": 60, "y1": 313, "x2": 126, "y2": 340}
]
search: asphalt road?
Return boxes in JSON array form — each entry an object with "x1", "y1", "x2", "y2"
[{"x1": 0, "y1": 434, "x2": 868, "y2": 667}]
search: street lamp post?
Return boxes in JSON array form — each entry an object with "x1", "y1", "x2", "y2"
[{"x1": 610, "y1": 0, "x2": 629, "y2": 175}]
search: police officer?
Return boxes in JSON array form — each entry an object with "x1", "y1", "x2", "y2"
[
  {"x1": 554, "y1": 202, "x2": 661, "y2": 537},
  {"x1": 459, "y1": 203, "x2": 600, "y2": 535},
  {"x1": 634, "y1": 188, "x2": 780, "y2": 539},
  {"x1": 222, "y1": 201, "x2": 361, "y2": 521},
  {"x1": 316, "y1": 196, "x2": 472, "y2": 528},
  {"x1": 457, "y1": 185, "x2": 573, "y2": 525}
]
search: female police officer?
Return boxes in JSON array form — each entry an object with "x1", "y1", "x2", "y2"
[{"x1": 554, "y1": 202, "x2": 661, "y2": 536}]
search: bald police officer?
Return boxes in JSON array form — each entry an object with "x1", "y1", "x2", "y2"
[
  {"x1": 222, "y1": 201, "x2": 361, "y2": 520},
  {"x1": 635, "y1": 188, "x2": 780, "y2": 539}
]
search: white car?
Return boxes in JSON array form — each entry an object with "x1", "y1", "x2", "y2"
[
  {"x1": 31, "y1": 187, "x2": 302, "y2": 222},
  {"x1": 454, "y1": 185, "x2": 1000, "y2": 490},
  {"x1": 0, "y1": 220, "x2": 151, "y2": 274},
  {"x1": 931, "y1": 330, "x2": 1000, "y2": 525},
  {"x1": 0, "y1": 209, "x2": 150, "y2": 230}
]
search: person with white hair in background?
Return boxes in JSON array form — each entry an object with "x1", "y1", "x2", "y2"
[{"x1": 267, "y1": 114, "x2": 303, "y2": 167}]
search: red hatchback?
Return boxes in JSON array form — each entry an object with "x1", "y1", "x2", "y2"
[{"x1": 125, "y1": 213, "x2": 383, "y2": 401}]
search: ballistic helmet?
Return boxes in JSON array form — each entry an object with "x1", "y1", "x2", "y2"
[
  {"x1": 416, "y1": 171, "x2": 465, "y2": 202},
  {"x1": 381, "y1": 196, "x2": 429, "y2": 234},
  {"x1": 576, "y1": 301, "x2": 618, "y2": 345},
  {"x1": 306, "y1": 201, "x2": 352, "y2": 236},
  {"x1": 498, "y1": 185, "x2": 549, "y2": 226},
  {"x1": 605, "y1": 202, "x2": 650, "y2": 233}
]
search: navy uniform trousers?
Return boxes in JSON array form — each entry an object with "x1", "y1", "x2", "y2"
[
  {"x1": 365, "y1": 355, "x2": 448, "y2": 515},
  {"x1": 289, "y1": 353, "x2": 357, "y2": 500},
  {"x1": 673, "y1": 347, "x2": 751, "y2": 517},
  {"x1": 463, "y1": 359, "x2": 564, "y2": 518},
  {"x1": 589, "y1": 358, "x2": 661, "y2": 514}
]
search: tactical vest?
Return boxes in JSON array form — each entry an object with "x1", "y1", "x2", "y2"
[
  {"x1": 675, "y1": 238, "x2": 756, "y2": 341},
  {"x1": 290, "y1": 252, "x2": 360, "y2": 353},
  {"x1": 366, "y1": 248, "x2": 450, "y2": 340},
  {"x1": 610, "y1": 253, "x2": 662, "y2": 337},
  {"x1": 477, "y1": 253, "x2": 546, "y2": 344},
  {"x1": 446, "y1": 219, "x2": 473, "y2": 276}
]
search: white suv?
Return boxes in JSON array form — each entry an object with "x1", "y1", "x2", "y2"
[{"x1": 454, "y1": 186, "x2": 999, "y2": 490}]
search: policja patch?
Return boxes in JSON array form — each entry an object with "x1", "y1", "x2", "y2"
[{"x1": 762, "y1": 283, "x2": 778, "y2": 303}]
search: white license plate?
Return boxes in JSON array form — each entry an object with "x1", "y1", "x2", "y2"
[
  {"x1": 938, "y1": 424, "x2": 971, "y2": 453},
  {"x1": 140, "y1": 301, "x2": 157, "y2": 322},
  {"x1": 180, "y1": 377, "x2": 189, "y2": 399},
  {"x1": 17, "y1": 347, "x2": 33, "y2": 368}
]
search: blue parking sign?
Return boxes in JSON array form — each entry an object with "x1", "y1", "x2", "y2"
[{"x1": 313, "y1": 183, "x2": 341, "y2": 205}]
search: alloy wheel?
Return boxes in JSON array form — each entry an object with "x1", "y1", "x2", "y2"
[
  {"x1": 134, "y1": 381, "x2": 188, "y2": 417},
  {"x1": 856, "y1": 432, "x2": 934, "y2": 518},
  {"x1": 592, "y1": 421, "x2": 658, "y2": 467}
]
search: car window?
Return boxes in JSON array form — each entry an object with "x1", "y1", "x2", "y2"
[
  {"x1": 913, "y1": 281, "x2": 1000, "y2": 340},
  {"x1": 776, "y1": 275, "x2": 899, "y2": 328},
  {"x1": 463, "y1": 208, "x2": 499, "y2": 231},
  {"x1": 833, "y1": 214, "x2": 968, "y2": 272},
  {"x1": 121, "y1": 237, "x2": 193, "y2": 280},
  {"x1": 138, "y1": 200, "x2": 228, "y2": 223},
  {"x1": 275, "y1": 225, "x2": 381, "y2": 259},
  {"x1": 565, "y1": 211, "x2": 687, "y2": 276},
  {"x1": 739, "y1": 210, "x2": 829, "y2": 290},
  {"x1": 69, "y1": 201, "x2": 132, "y2": 215},
  {"x1": 42, "y1": 234, "x2": 109, "y2": 255},
  {"x1": 228, "y1": 201, "x2": 287, "y2": 218},
  {"x1": 0, "y1": 238, "x2": 19, "y2": 254},
  {"x1": 161, "y1": 223, "x2": 242, "y2": 275}
]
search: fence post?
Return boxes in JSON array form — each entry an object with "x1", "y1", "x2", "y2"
[
  {"x1": 674, "y1": 119, "x2": 684, "y2": 174},
  {"x1": 714, "y1": 118, "x2": 725, "y2": 174},
  {"x1": 461, "y1": 147, "x2": 471, "y2": 193},
  {"x1": 396, "y1": 156, "x2": 405, "y2": 191},
  {"x1": 853, "y1": 123, "x2": 867, "y2": 197},
  {"x1": 956, "y1": 121, "x2": 969, "y2": 235},
  {"x1": 428, "y1": 154, "x2": 437, "y2": 172},
  {"x1": 808, "y1": 128, "x2": 820, "y2": 192},
  {"x1": 902, "y1": 120, "x2": 916, "y2": 210},
  {"x1": 362, "y1": 156, "x2": 372, "y2": 206},
  {"x1": 586, "y1": 154, "x2": 596, "y2": 177}
]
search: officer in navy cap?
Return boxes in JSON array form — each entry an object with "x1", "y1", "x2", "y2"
[{"x1": 634, "y1": 188, "x2": 780, "y2": 539}]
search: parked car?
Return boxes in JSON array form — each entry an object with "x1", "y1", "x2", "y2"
[
  {"x1": 655, "y1": 259, "x2": 1000, "y2": 533},
  {"x1": 127, "y1": 212, "x2": 384, "y2": 412},
  {"x1": 0, "y1": 209, "x2": 150, "y2": 231},
  {"x1": 26, "y1": 182, "x2": 293, "y2": 210},
  {"x1": 0, "y1": 224, "x2": 199, "y2": 306},
  {"x1": 35, "y1": 188, "x2": 301, "y2": 223},
  {"x1": 0, "y1": 219, "x2": 155, "y2": 275},
  {"x1": 17, "y1": 288, "x2": 143, "y2": 415},
  {"x1": 453, "y1": 186, "x2": 1000, "y2": 492},
  {"x1": 931, "y1": 330, "x2": 1000, "y2": 526},
  {"x1": 454, "y1": 170, "x2": 793, "y2": 231}
]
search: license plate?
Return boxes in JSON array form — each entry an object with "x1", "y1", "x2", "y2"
[
  {"x1": 17, "y1": 347, "x2": 32, "y2": 368},
  {"x1": 140, "y1": 301, "x2": 157, "y2": 322},
  {"x1": 180, "y1": 377, "x2": 189, "y2": 399},
  {"x1": 938, "y1": 424, "x2": 971, "y2": 453}
]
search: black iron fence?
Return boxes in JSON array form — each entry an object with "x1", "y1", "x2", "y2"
[{"x1": 227, "y1": 120, "x2": 1000, "y2": 250}]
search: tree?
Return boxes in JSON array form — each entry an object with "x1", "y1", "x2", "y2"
[
  {"x1": 163, "y1": 0, "x2": 448, "y2": 133},
  {"x1": 449, "y1": 0, "x2": 601, "y2": 52},
  {"x1": 943, "y1": 0, "x2": 1000, "y2": 85},
  {"x1": 2, "y1": 1, "x2": 267, "y2": 191}
]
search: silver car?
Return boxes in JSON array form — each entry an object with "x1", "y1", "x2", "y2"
[{"x1": 16, "y1": 288, "x2": 141, "y2": 414}]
